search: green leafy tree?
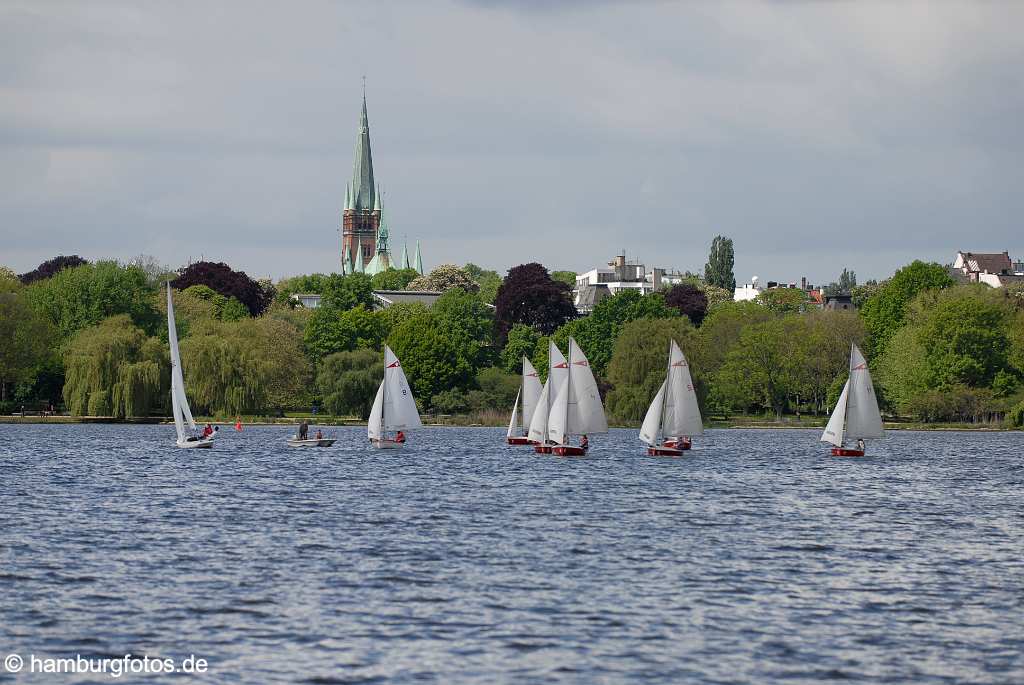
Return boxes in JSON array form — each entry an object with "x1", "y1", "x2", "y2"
[
  {"x1": 0, "y1": 289, "x2": 55, "y2": 402},
  {"x1": 387, "y1": 310, "x2": 477, "y2": 404},
  {"x1": 859, "y1": 261, "x2": 954, "y2": 358},
  {"x1": 756, "y1": 287, "x2": 810, "y2": 314},
  {"x1": 605, "y1": 317, "x2": 700, "y2": 422},
  {"x1": 317, "y1": 349, "x2": 382, "y2": 419},
  {"x1": 824, "y1": 268, "x2": 857, "y2": 296},
  {"x1": 698, "y1": 300, "x2": 774, "y2": 380},
  {"x1": 916, "y1": 290, "x2": 1012, "y2": 389},
  {"x1": 554, "y1": 290, "x2": 677, "y2": 379},
  {"x1": 275, "y1": 273, "x2": 329, "y2": 305},
  {"x1": 182, "y1": 285, "x2": 248, "y2": 321},
  {"x1": 463, "y1": 263, "x2": 503, "y2": 304},
  {"x1": 500, "y1": 323, "x2": 541, "y2": 374},
  {"x1": 716, "y1": 318, "x2": 796, "y2": 418},
  {"x1": 550, "y1": 271, "x2": 577, "y2": 288},
  {"x1": 303, "y1": 304, "x2": 384, "y2": 361},
  {"x1": 704, "y1": 235, "x2": 736, "y2": 291},
  {"x1": 321, "y1": 272, "x2": 374, "y2": 311},
  {"x1": 63, "y1": 315, "x2": 166, "y2": 417},
  {"x1": 432, "y1": 288, "x2": 494, "y2": 366},
  {"x1": 26, "y1": 261, "x2": 160, "y2": 340},
  {"x1": 371, "y1": 268, "x2": 420, "y2": 292}
]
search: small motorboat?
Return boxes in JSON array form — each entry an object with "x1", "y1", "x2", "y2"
[{"x1": 287, "y1": 436, "x2": 336, "y2": 447}]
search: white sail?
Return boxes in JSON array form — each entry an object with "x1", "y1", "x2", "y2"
[
  {"x1": 507, "y1": 388, "x2": 520, "y2": 438},
  {"x1": 846, "y1": 344, "x2": 884, "y2": 439},
  {"x1": 527, "y1": 380, "x2": 551, "y2": 444},
  {"x1": 527, "y1": 342, "x2": 568, "y2": 444},
  {"x1": 382, "y1": 345, "x2": 422, "y2": 431},
  {"x1": 663, "y1": 340, "x2": 703, "y2": 437},
  {"x1": 547, "y1": 374, "x2": 570, "y2": 444},
  {"x1": 367, "y1": 382, "x2": 384, "y2": 440},
  {"x1": 167, "y1": 284, "x2": 197, "y2": 443},
  {"x1": 564, "y1": 338, "x2": 607, "y2": 436},
  {"x1": 820, "y1": 379, "x2": 849, "y2": 447},
  {"x1": 639, "y1": 380, "x2": 666, "y2": 447},
  {"x1": 521, "y1": 357, "x2": 542, "y2": 431}
]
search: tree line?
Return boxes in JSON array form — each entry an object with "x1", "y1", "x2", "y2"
[{"x1": 2, "y1": 250, "x2": 1022, "y2": 427}]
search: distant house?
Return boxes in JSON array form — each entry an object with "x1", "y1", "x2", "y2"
[
  {"x1": 573, "y1": 253, "x2": 687, "y2": 313},
  {"x1": 735, "y1": 276, "x2": 823, "y2": 306},
  {"x1": 824, "y1": 294, "x2": 854, "y2": 311},
  {"x1": 291, "y1": 293, "x2": 323, "y2": 309},
  {"x1": 953, "y1": 251, "x2": 1024, "y2": 287}
]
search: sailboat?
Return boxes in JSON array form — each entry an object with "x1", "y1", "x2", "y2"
[
  {"x1": 546, "y1": 337, "x2": 608, "y2": 456},
  {"x1": 368, "y1": 345, "x2": 422, "y2": 449},
  {"x1": 167, "y1": 283, "x2": 212, "y2": 449},
  {"x1": 506, "y1": 357, "x2": 543, "y2": 445},
  {"x1": 821, "y1": 343, "x2": 884, "y2": 457},
  {"x1": 639, "y1": 340, "x2": 703, "y2": 456},
  {"x1": 528, "y1": 340, "x2": 569, "y2": 454}
]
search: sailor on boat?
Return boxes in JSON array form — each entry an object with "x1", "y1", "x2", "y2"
[
  {"x1": 202, "y1": 424, "x2": 214, "y2": 438},
  {"x1": 580, "y1": 435, "x2": 589, "y2": 451},
  {"x1": 395, "y1": 430, "x2": 406, "y2": 444},
  {"x1": 299, "y1": 420, "x2": 309, "y2": 440}
]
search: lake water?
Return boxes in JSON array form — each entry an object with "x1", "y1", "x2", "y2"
[{"x1": 0, "y1": 424, "x2": 1021, "y2": 684}]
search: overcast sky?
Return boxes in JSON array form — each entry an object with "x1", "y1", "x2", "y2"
[{"x1": 2, "y1": 1, "x2": 1021, "y2": 286}]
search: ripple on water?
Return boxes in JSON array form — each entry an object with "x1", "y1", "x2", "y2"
[{"x1": 0, "y1": 424, "x2": 1022, "y2": 684}]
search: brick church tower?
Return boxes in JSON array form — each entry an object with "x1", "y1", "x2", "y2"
[{"x1": 340, "y1": 94, "x2": 382, "y2": 273}]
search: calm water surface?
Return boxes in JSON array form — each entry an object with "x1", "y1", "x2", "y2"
[{"x1": 0, "y1": 425, "x2": 1022, "y2": 684}]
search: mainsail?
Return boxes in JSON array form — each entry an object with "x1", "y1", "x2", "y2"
[
  {"x1": 639, "y1": 381, "x2": 666, "y2": 447},
  {"x1": 369, "y1": 345, "x2": 421, "y2": 441},
  {"x1": 167, "y1": 284, "x2": 197, "y2": 443},
  {"x1": 527, "y1": 341, "x2": 568, "y2": 444},
  {"x1": 548, "y1": 337, "x2": 608, "y2": 445},
  {"x1": 506, "y1": 389, "x2": 520, "y2": 438},
  {"x1": 820, "y1": 344, "x2": 883, "y2": 447}
]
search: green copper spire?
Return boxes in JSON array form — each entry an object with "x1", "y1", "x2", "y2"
[
  {"x1": 374, "y1": 187, "x2": 382, "y2": 212},
  {"x1": 400, "y1": 239, "x2": 410, "y2": 270},
  {"x1": 354, "y1": 242, "x2": 365, "y2": 273},
  {"x1": 350, "y1": 94, "x2": 375, "y2": 211},
  {"x1": 343, "y1": 184, "x2": 351, "y2": 211},
  {"x1": 414, "y1": 240, "x2": 423, "y2": 275},
  {"x1": 342, "y1": 244, "x2": 351, "y2": 274}
]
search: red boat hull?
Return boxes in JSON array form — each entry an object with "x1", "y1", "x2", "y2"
[
  {"x1": 663, "y1": 439, "x2": 692, "y2": 451},
  {"x1": 648, "y1": 447, "x2": 684, "y2": 456},
  {"x1": 534, "y1": 444, "x2": 553, "y2": 454},
  {"x1": 831, "y1": 448, "x2": 865, "y2": 457},
  {"x1": 507, "y1": 436, "x2": 531, "y2": 445},
  {"x1": 553, "y1": 445, "x2": 586, "y2": 456}
]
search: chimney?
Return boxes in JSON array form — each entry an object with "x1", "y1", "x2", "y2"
[
  {"x1": 801, "y1": 276, "x2": 807, "y2": 290},
  {"x1": 653, "y1": 268, "x2": 662, "y2": 291}
]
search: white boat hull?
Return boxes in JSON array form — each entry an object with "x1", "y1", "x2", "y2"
[
  {"x1": 288, "y1": 438, "x2": 336, "y2": 447},
  {"x1": 370, "y1": 438, "x2": 404, "y2": 449},
  {"x1": 176, "y1": 438, "x2": 213, "y2": 449}
]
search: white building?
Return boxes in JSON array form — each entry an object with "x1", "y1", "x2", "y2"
[
  {"x1": 734, "y1": 276, "x2": 764, "y2": 302},
  {"x1": 573, "y1": 254, "x2": 687, "y2": 313}
]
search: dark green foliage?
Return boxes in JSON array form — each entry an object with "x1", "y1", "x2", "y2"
[
  {"x1": 171, "y1": 261, "x2": 272, "y2": 316},
  {"x1": 317, "y1": 349, "x2": 382, "y2": 419},
  {"x1": 275, "y1": 273, "x2": 329, "y2": 305},
  {"x1": 19, "y1": 255, "x2": 89, "y2": 284},
  {"x1": 704, "y1": 236, "x2": 735, "y2": 291},
  {"x1": 550, "y1": 271, "x2": 577, "y2": 288},
  {"x1": 463, "y1": 263, "x2": 503, "y2": 304},
  {"x1": 665, "y1": 283, "x2": 708, "y2": 326},
  {"x1": 494, "y1": 263, "x2": 576, "y2": 338}
]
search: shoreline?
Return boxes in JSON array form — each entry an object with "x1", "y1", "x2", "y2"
[{"x1": 1, "y1": 415, "x2": 1018, "y2": 432}]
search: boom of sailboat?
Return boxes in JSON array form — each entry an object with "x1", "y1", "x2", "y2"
[{"x1": 167, "y1": 289, "x2": 884, "y2": 457}]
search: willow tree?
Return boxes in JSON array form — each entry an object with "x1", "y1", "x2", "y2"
[
  {"x1": 180, "y1": 315, "x2": 309, "y2": 416},
  {"x1": 63, "y1": 315, "x2": 166, "y2": 417}
]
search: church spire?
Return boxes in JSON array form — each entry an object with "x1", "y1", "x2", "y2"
[
  {"x1": 350, "y1": 92, "x2": 375, "y2": 211},
  {"x1": 414, "y1": 240, "x2": 423, "y2": 275},
  {"x1": 354, "y1": 242, "x2": 365, "y2": 273},
  {"x1": 400, "y1": 239, "x2": 410, "y2": 270}
]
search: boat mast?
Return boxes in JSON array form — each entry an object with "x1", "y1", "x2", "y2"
[{"x1": 660, "y1": 341, "x2": 672, "y2": 444}]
